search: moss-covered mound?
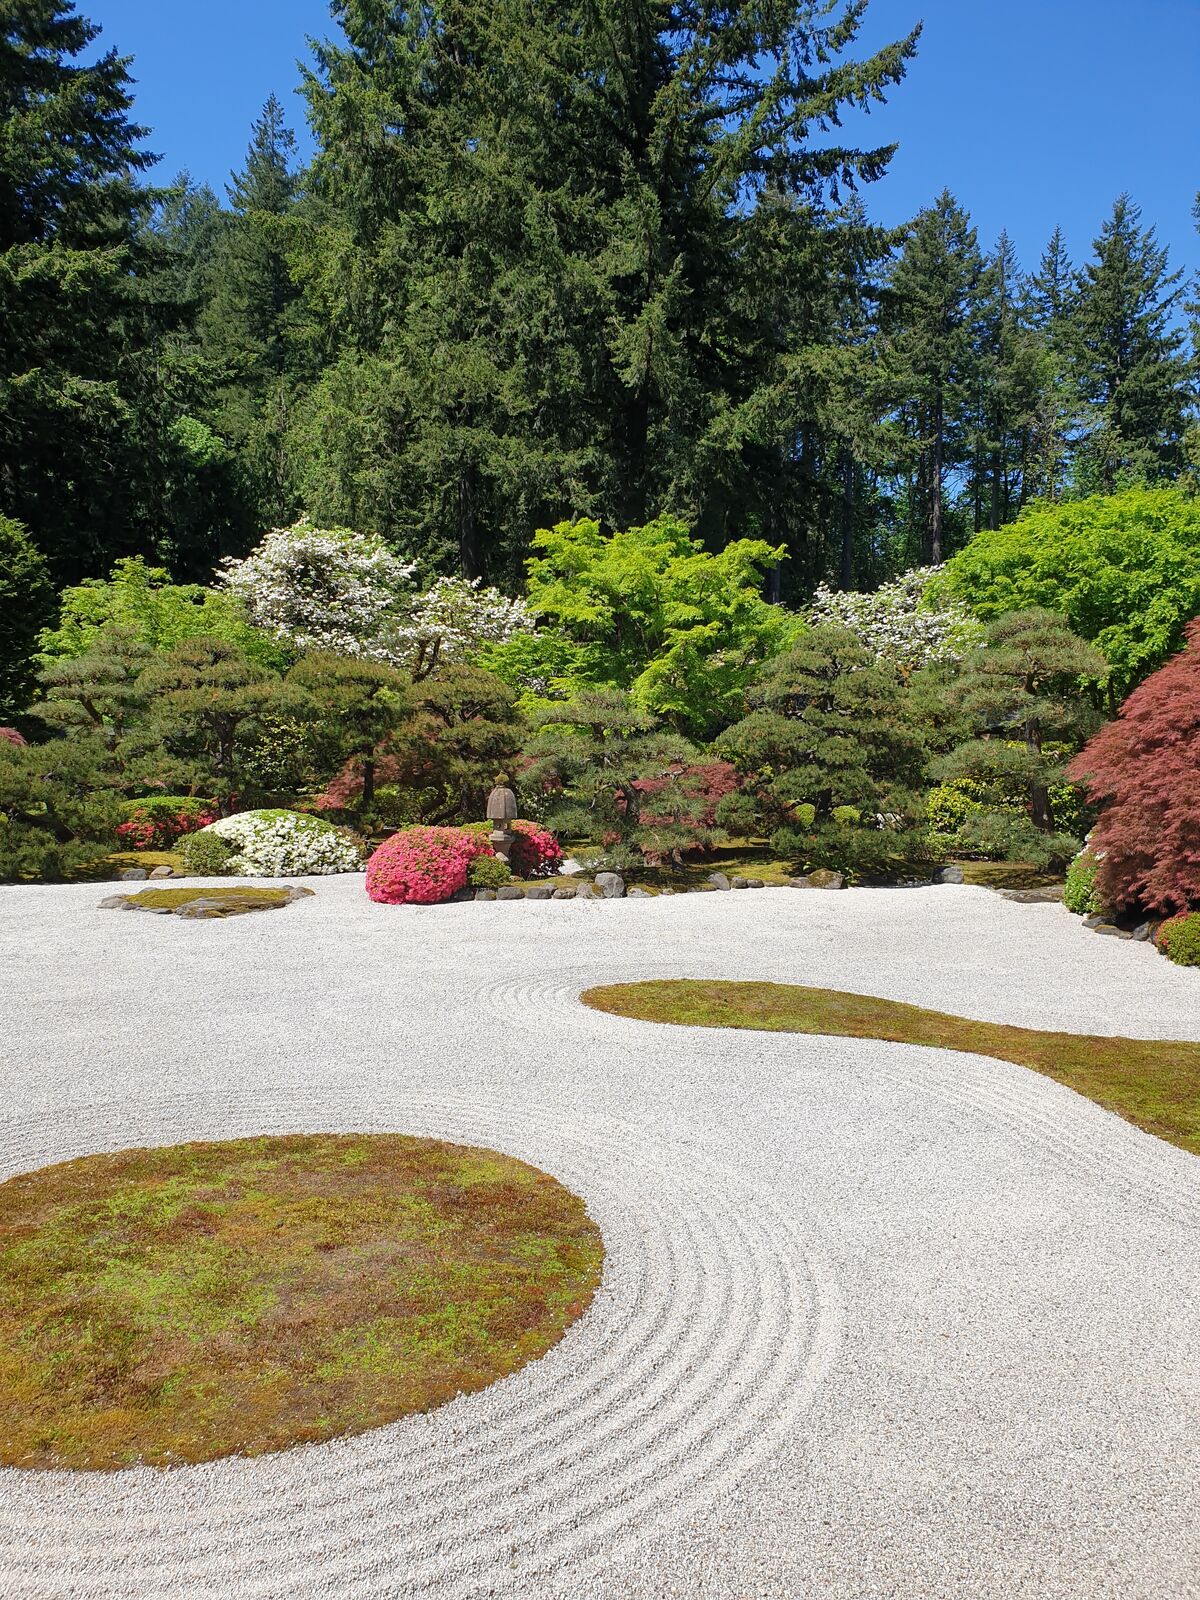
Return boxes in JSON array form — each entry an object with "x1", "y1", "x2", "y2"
[
  {"x1": 105, "y1": 886, "x2": 311, "y2": 918},
  {"x1": 583, "y1": 980, "x2": 1200, "y2": 1157},
  {"x1": 0, "y1": 1133, "x2": 603, "y2": 1470}
]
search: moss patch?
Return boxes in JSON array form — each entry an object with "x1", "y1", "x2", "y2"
[
  {"x1": 953, "y1": 860, "x2": 1064, "y2": 891},
  {"x1": 0, "y1": 1133, "x2": 603, "y2": 1471},
  {"x1": 583, "y1": 980, "x2": 1200, "y2": 1158},
  {"x1": 126, "y1": 887, "x2": 292, "y2": 911}
]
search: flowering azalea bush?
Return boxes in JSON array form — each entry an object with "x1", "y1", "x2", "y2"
[
  {"x1": 1156, "y1": 913, "x2": 1200, "y2": 967},
  {"x1": 190, "y1": 809, "x2": 365, "y2": 877},
  {"x1": 366, "y1": 826, "x2": 492, "y2": 904},
  {"x1": 0, "y1": 728, "x2": 27, "y2": 749},
  {"x1": 465, "y1": 819, "x2": 562, "y2": 878},
  {"x1": 116, "y1": 796, "x2": 217, "y2": 851},
  {"x1": 808, "y1": 569, "x2": 982, "y2": 675}
]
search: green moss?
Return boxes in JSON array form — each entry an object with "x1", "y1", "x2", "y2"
[
  {"x1": 583, "y1": 980, "x2": 1200, "y2": 1158},
  {"x1": 126, "y1": 887, "x2": 292, "y2": 910},
  {"x1": 0, "y1": 1133, "x2": 603, "y2": 1471}
]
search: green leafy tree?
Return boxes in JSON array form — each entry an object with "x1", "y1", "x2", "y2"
[
  {"x1": 0, "y1": 515, "x2": 53, "y2": 718},
  {"x1": 1068, "y1": 195, "x2": 1193, "y2": 491},
  {"x1": 935, "y1": 610, "x2": 1105, "y2": 865},
  {"x1": 714, "y1": 624, "x2": 928, "y2": 874},
  {"x1": 936, "y1": 487, "x2": 1200, "y2": 696},
  {"x1": 286, "y1": 654, "x2": 411, "y2": 811},
  {"x1": 485, "y1": 516, "x2": 796, "y2": 739},
  {"x1": 39, "y1": 558, "x2": 287, "y2": 668},
  {"x1": 521, "y1": 691, "x2": 706, "y2": 867}
]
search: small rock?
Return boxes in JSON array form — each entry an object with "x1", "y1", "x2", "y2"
[
  {"x1": 1094, "y1": 923, "x2": 1133, "y2": 939},
  {"x1": 933, "y1": 865, "x2": 965, "y2": 885},
  {"x1": 627, "y1": 887, "x2": 653, "y2": 898},
  {"x1": 174, "y1": 899, "x2": 228, "y2": 918},
  {"x1": 475, "y1": 889, "x2": 497, "y2": 901},
  {"x1": 496, "y1": 886, "x2": 525, "y2": 900},
  {"x1": 731, "y1": 876, "x2": 749, "y2": 889},
  {"x1": 552, "y1": 886, "x2": 577, "y2": 900},
  {"x1": 574, "y1": 883, "x2": 597, "y2": 900},
  {"x1": 98, "y1": 895, "x2": 132, "y2": 910},
  {"x1": 1083, "y1": 913, "x2": 1104, "y2": 929},
  {"x1": 1132, "y1": 922, "x2": 1153, "y2": 943},
  {"x1": 708, "y1": 872, "x2": 732, "y2": 891},
  {"x1": 746, "y1": 878, "x2": 764, "y2": 889},
  {"x1": 526, "y1": 883, "x2": 554, "y2": 900},
  {"x1": 999, "y1": 886, "x2": 1067, "y2": 904},
  {"x1": 119, "y1": 868, "x2": 148, "y2": 882},
  {"x1": 449, "y1": 888, "x2": 473, "y2": 904},
  {"x1": 594, "y1": 872, "x2": 625, "y2": 899},
  {"x1": 807, "y1": 869, "x2": 844, "y2": 891},
  {"x1": 787, "y1": 876, "x2": 812, "y2": 889},
  {"x1": 148, "y1": 866, "x2": 177, "y2": 880},
  {"x1": 285, "y1": 887, "x2": 316, "y2": 902}
]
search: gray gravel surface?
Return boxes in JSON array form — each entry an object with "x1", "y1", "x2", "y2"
[{"x1": 1, "y1": 879, "x2": 1198, "y2": 1600}]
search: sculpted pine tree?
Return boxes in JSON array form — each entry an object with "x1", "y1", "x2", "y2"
[{"x1": 937, "y1": 610, "x2": 1105, "y2": 862}]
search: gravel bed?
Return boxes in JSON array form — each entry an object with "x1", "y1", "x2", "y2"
[{"x1": 0, "y1": 879, "x2": 1198, "y2": 1599}]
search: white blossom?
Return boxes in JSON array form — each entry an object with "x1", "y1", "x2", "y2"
[
  {"x1": 204, "y1": 809, "x2": 364, "y2": 876},
  {"x1": 219, "y1": 521, "x2": 532, "y2": 678},
  {"x1": 807, "y1": 568, "x2": 982, "y2": 673}
]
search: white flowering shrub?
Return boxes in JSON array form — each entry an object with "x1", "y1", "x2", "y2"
[
  {"x1": 198, "y1": 809, "x2": 365, "y2": 877},
  {"x1": 394, "y1": 576, "x2": 533, "y2": 679},
  {"x1": 807, "y1": 569, "x2": 982, "y2": 674},
  {"x1": 219, "y1": 522, "x2": 532, "y2": 679},
  {"x1": 218, "y1": 519, "x2": 416, "y2": 663}
]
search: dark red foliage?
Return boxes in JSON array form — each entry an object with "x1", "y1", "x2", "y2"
[
  {"x1": 1068, "y1": 619, "x2": 1200, "y2": 914},
  {"x1": 631, "y1": 761, "x2": 739, "y2": 829}
]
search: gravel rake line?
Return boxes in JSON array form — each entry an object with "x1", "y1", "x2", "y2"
[{"x1": 0, "y1": 1089, "x2": 842, "y2": 1600}]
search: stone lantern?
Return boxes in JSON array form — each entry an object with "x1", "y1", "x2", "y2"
[{"x1": 486, "y1": 774, "x2": 519, "y2": 863}]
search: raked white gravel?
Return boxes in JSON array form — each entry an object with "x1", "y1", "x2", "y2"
[{"x1": 1, "y1": 878, "x2": 1198, "y2": 1600}]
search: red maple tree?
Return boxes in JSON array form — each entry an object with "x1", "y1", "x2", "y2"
[{"x1": 1068, "y1": 619, "x2": 1200, "y2": 914}]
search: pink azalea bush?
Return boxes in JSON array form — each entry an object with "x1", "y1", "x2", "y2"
[
  {"x1": 465, "y1": 819, "x2": 562, "y2": 878},
  {"x1": 116, "y1": 796, "x2": 218, "y2": 852},
  {"x1": 0, "y1": 728, "x2": 27, "y2": 749},
  {"x1": 366, "y1": 826, "x2": 492, "y2": 904}
]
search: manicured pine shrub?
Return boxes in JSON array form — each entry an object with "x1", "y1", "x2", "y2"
[
  {"x1": 1068, "y1": 619, "x2": 1200, "y2": 915},
  {"x1": 117, "y1": 796, "x2": 218, "y2": 851}
]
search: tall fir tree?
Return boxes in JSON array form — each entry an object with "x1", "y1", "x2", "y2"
[
  {"x1": 883, "y1": 190, "x2": 986, "y2": 564},
  {"x1": 293, "y1": 0, "x2": 920, "y2": 581},
  {"x1": 1069, "y1": 195, "x2": 1192, "y2": 491}
]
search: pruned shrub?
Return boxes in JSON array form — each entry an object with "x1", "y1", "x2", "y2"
[
  {"x1": 191, "y1": 810, "x2": 365, "y2": 878},
  {"x1": 177, "y1": 830, "x2": 235, "y2": 877},
  {"x1": 468, "y1": 854, "x2": 513, "y2": 889},
  {"x1": 366, "y1": 826, "x2": 491, "y2": 905},
  {"x1": 1156, "y1": 914, "x2": 1200, "y2": 968},
  {"x1": 0, "y1": 728, "x2": 27, "y2": 749},
  {"x1": 117, "y1": 796, "x2": 217, "y2": 852},
  {"x1": 1068, "y1": 619, "x2": 1200, "y2": 915},
  {"x1": 1063, "y1": 850, "x2": 1104, "y2": 916},
  {"x1": 465, "y1": 819, "x2": 562, "y2": 879}
]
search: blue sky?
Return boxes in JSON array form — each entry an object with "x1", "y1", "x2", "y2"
[{"x1": 88, "y1": 0, "x2": 1199, "y2": 278}]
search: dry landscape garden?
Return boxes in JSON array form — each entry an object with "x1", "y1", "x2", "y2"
[{"x1": 1, "y1": 0, "x2": 1200, "y2": 1596}]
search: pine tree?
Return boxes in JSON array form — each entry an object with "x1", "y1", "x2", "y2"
[
  {"x1": 1070, "y1": 195, "x2": 1192, "y2": 491},
  {"x1": 1021, "y1": 226, "x2": 1079, "y2": 500},
  {"x1": 884, "y1": 191, "x2": 986, "y2": 564}
]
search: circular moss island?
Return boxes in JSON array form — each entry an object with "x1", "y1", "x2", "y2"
[{"x1": 0, "y1": 1133, "x2": 603, "y2": 1471}]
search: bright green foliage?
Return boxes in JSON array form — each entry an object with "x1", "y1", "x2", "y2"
[
  {"x1": 521, "y1": 690, "x2": 709, "y2": 868},
  {"x1": 489, "y1": 517, "x2": 796, "y2": 739},
  {"x1": 1157, "y1": 914, "x2": 1200, "y2": 968},
  {"x1": 937, "y1": 487, "x2": 1200, "y2": 695},
  {"x1": 468, "y1": 854, "x2": 512, "y2": 890},
  {"x1": 0, "y1": 517, "x2": 53, "y2": 718},
  {"x1": 0, "y1": 734, "x2": 120, "y2": 881},
  {"x1": 177, "y1": 829, "x2": 235, "y2": 876},
  {"x1": 1063, "y1": 851, "x2": 1105, "y2": 917},
  {"x1": 935, "y1": 610, "x2": 1105, "y2": 867},
  {"x1": 39, "y1": 559, "x2": 287, "y2": 669},
  {"x1": 714, "y1": 624, "x2": 929, "y2": 877}
]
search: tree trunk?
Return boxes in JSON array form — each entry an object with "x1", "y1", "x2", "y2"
[
  {"x1": 1026, "y1": 720, "x2": 1054, "y2": 832},
  {"x1": 929, "y1": 401, "x2": 945, "y2": 565},
  {"x1": 838, "y1": 449, "x2": 855, "y2": 590},
  {"x1": 361, "y1": 756, "x2": 376, "y2": 812},
  {"x1": 457, "y1": 463, "x2": 482, "y2": 579}
]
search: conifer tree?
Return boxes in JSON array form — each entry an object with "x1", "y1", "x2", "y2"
[
  {"x1": 884, "y1": 191, "x2": 986, "y2": 565},
  {"x1": 1070, "y1": 195, "x2": 1192, "y2": 491}
]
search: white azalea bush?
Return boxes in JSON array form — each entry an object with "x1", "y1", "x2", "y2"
[
  {"x1": 219, "y1": 520, "x2": 533, "y2": 679},
  {"x1": 181, "y1": 809, "x2": 365, "y2": 877},
  {"x1": 807, "y1": 568, "x2": 982, "y2": 675}
]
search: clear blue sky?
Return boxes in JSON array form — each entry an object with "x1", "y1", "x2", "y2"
[{"x1": 88, "y1": 0, "x2": 1200, "y2": 277}]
